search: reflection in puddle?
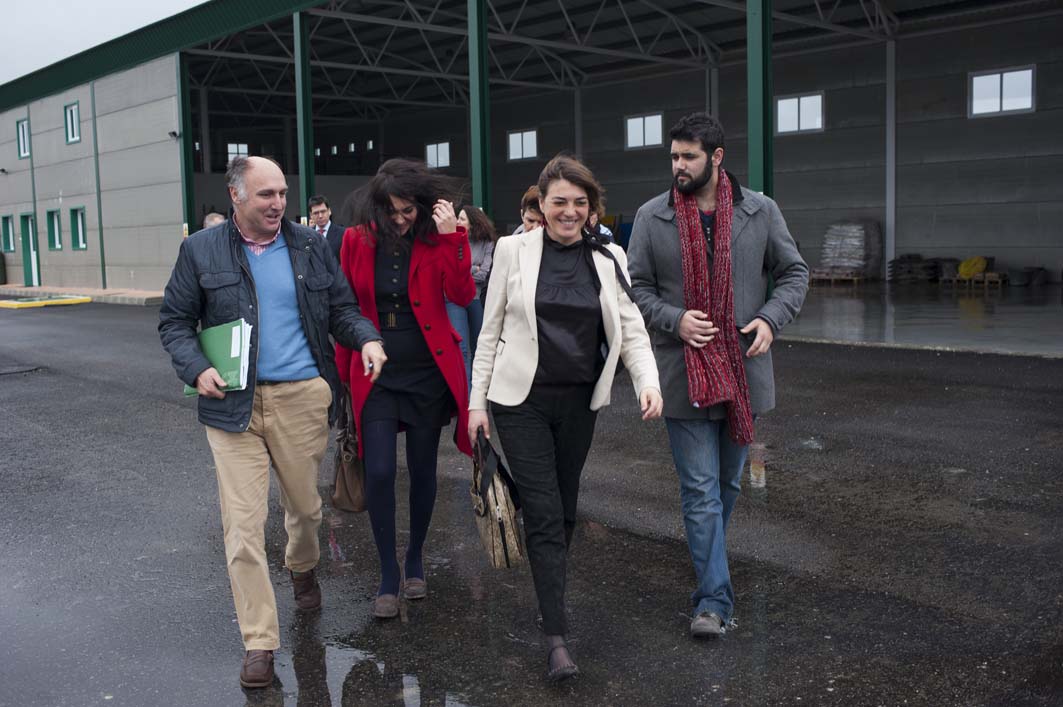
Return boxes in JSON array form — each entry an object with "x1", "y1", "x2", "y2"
[
  {"x1": 270, "y1": 642, "x2": 477, "y2": 706},
  {"x1": 787, "y1": 283, "x2": 1063, "y2": 356}
]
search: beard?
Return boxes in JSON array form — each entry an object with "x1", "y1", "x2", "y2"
[{"x1": 673, "y1": 164, "x2": 713, "y2": 195}]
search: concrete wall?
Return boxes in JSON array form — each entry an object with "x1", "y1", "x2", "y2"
[
  {"x1": 94, "y1": 55, "x2": 184, "y2": 290},
  {"x1": 27, "y1": 84, "x2": 100, "y2": 288},
  {"x1": 380, "y1": 15, "x2": 1063, "y2": 279},
  {"x1": 894, "y1": 19, "x2": 1063, "y2": 278},
  {"x1": 0, "y1": 54, "x2": 187, "y2": 290},
  {"x1": 0, "y1": 107, "x2": 36, "y2": 286},
  {"x1": 4, "y1": 15, "x2": 1059, "y2": 289}
]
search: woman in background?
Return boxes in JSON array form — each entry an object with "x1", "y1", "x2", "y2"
[{"x1": 446, "y1": 204, "x2": 497, "y2": 387}]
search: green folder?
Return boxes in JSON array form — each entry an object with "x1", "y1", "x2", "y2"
[{"x1": 183, "y1": 319, "x2": 253, "y2": 396}]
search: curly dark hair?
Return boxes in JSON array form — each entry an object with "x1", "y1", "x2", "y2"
[
  {"x1": 346, "y1": 158, "x2": 461, "y2": 249},
  {"x1": 458, "y1": 204, "x2": 497, "y2": 243}
]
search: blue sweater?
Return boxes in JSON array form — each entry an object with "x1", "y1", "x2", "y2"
[{"x1": 244, "y1": 235, "x2": 320, "y2": 382}]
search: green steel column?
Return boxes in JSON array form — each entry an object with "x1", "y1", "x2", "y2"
[
  {"x1": 176, "y1": 53, "x2": 197, "y2": 232},
  {"x1": 294, "y1": 12, "x2": 315, "y2": 212},
  {"x1": 468, "y1": 0, "x2": 491, "y2": 215},
  {"x1": 746, "y1": 0, "x2": 773, "y2": 196}
]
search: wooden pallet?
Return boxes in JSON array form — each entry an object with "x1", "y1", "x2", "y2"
[
  {"x1": 940, "y1": 272, "x2": 1008, "y2": 291},
  {"x1": 810, "y1": 269, "x2": 865, "y2": 286}
]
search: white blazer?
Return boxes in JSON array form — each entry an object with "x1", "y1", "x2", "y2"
[{"x1": 470, "y1": 228, "x2": 660, "y2": 411}]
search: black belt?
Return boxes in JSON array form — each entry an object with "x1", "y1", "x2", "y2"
[
  {"x1": 377, "y1": 310, "x2": 416, "y2": 329},
  {"x1": 257, "y1": 379, "x2": 290, "y2": 386}
]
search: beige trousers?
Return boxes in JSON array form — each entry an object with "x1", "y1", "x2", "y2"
[{"x1": 205, "y1": 376, "x2": 333, "y2": 651}]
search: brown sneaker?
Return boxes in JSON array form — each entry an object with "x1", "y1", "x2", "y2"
[
  {"x1": 291, "y1": 569, "x2": 322, "y2": 611},
  {"x1": 239, "y1": 650, "x2": 274, "y2": 688}
]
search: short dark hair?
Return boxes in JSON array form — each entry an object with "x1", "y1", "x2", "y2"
[
  {"x1": 226, "y1": 155, "x2": 282, "y2": 201},
  {"x1": 536, "y1": 155, "x2": 605, "y2": 218},
  {"x1": 669, "y1": 112, "x2": 725, "y2": 156},
  {"x1": 520, "y1": 185, "x2": 542, "y2": 216},
  {"x1": 308, "y1": 195, "x2": 330, "y2": 210}
]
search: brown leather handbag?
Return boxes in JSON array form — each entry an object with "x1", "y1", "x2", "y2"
[
  {"x1": 331, "y1": 387, "x2": 366, "y2": 513},
  {"x1": 470, "y1": 431, "x2": 525, "y2": 568}
]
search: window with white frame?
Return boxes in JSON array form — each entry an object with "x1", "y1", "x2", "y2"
[
  {"x1": 331, "y1": 145, "x2": 338, "y2": 155},
  {"x1": 776, "y1": 93, "x2": 823, "y2": 134},
  {"x1": 970, "y1": 67, "x2": 1034, "y2": 117},
  {"x1": 17, "y1": 119, "x2": 30, "y2": 158},
  {"x1": 507, "y1": 129, "x2": 537, "y2": 161},
  {"x1": 314, "y1": 147, "x2": 321, "y2": 157},
  {"x1": 367, "y1": 139, "x2": 374, "y2": 151},
  {"x1": 64, "y1": 103, "x2": 81, "y2": 143},
  {"x1": 47, "y1": 210, "x2": 62, "y2": 250},
  {"x1": 227, "y1": 143, "x2": 248, "y2": 162},
  {"x1": 71, "y1": 208, "x2": 87, "y2": 250},
  {"x1": 1, "y1": 215, "x2": 14, "y2": 252},
  {"x1": 626, "y1": 113, "x2": 663, "y2": 149},
  {"x1": 426, "y1": 141, "x2": 451, "y2": 168},
  {"x1": 348, "y1": 142, "x2": 356, "y2": 153}
]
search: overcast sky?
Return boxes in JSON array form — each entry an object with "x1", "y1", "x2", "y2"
[{"x1": 1, "y1": 0, "x2": 210, "y2": 85}]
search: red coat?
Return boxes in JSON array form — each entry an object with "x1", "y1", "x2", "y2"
[{"x1": 335, "y1": 225, "x2": 475, "y2": 458}]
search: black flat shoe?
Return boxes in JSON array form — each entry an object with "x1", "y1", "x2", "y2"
[{"x1": 546, "y1": 645, "x2": 579, "y2": 683}]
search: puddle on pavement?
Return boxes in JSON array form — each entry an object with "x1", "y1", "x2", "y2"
[{"x1": 266, "y1": 642, "x2": 478, "y2": 706}]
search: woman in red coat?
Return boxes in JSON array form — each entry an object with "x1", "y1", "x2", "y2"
[{"x1": 335, "y1": 159, "x2": 475, "y2": 619}]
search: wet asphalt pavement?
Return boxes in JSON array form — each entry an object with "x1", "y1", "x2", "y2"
[{"x1": 1, "y1": 303, "x2": 1061, "y2": 706}]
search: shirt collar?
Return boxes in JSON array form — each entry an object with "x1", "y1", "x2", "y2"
[{"x1": 233, "y1": 213, "x2": 282, "y2": 247}]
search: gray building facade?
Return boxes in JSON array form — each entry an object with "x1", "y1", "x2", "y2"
[{"x1": 1, "y1": 1, "x2": 1059, "y2": 290}]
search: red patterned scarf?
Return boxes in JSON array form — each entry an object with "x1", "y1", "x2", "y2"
[{"x1": 674, "y1": 171, "x2": 754, "y2": 445}]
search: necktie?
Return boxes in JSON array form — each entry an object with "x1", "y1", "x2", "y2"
[{"x1": 318, "y1": 226, "x2": 326, "y2": 237}]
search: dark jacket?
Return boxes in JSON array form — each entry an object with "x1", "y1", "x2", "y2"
[
  {"x1": 324, "y1": 221, "x2": 345, "y2": 261},
  {"x1": 159, "y1": 214, "x2": 382, "y2": 432}
]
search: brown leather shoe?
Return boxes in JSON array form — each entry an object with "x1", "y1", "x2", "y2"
[
  {"x1": 373, "y1": 593, "x2": 399, "y2": 619},
  {"x1": 291, "y1": 569, "x2": 322, "y2": 611},
  {"x1": 402, "y1": 577, "x2": 427, "y2": 600},
  {"x1": 239, "y1": 650, "x2": 274, "y2": 688}
]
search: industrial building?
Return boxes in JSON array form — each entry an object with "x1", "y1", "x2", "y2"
[{"x1": 1, "y1": 0, "x2": 1060, "y2": 292}]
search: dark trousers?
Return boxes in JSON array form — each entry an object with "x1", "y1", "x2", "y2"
[{"x1": 492, "y1": 383, "x2": 598, "y2": 635}]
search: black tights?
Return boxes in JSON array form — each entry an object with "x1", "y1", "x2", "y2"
[{"x1": 362, "y1": 420, "x2": 442, "y2": 596}]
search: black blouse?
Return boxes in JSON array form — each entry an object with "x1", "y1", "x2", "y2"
[{"x1": 533, "y1": 232, "x2": 605, "y2": 385}]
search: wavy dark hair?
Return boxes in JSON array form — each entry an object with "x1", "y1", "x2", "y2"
[
  {"x1": 536, "y1": 154, "x2": 606, "y2": 219},
  {"x1": 346, "y1": 158, "x2": 461, "y2": 249},
  {"x1": 458, "y1": 204, "x2": 497, "y2": 243}
]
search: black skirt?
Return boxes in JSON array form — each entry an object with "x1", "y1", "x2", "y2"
[{"x1": 362, "y1": 312, "x2": 456, "y2": 429}]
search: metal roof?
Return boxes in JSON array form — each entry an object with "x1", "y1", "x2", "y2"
[{"x1": 2, "y1": 0, "x2": 1058, "y2": 116}]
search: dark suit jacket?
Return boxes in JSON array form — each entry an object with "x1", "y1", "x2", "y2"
[{"x1": 320, "y1": 222, "x2": 345, "y2": 261}]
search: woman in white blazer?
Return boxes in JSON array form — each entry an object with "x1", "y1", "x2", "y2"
[{"x1": 468, "y1": 155, "x2": 662, "y2": 682}]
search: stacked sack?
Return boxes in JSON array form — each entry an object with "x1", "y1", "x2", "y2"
[{"x1": 819, "y1": 221, "x2": 882, "y2": 278}]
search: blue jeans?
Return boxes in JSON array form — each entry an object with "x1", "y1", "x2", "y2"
[
  {"x1": 665, "y1": 417, "x2": 749, "y2": 621},
  {"x1": 445, "y1": 298, "x2": 484, "y2": 391}
]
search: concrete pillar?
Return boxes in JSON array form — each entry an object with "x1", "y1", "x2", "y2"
[
  {"x1": 885, "y1": 39, "x2": 897, "y2": 279},
  {"x1": 746, "y1": 0, "x2": 773, "y2": 196},
  {"x1": 198, "y1": 87, "x2": 212, "y2": 174},
  {"x1": 294, "y1": 12, "x2": 315, "y2": 211},
  {"x1": 574, "y1": 85, "x2": 583, "y2": 158}
]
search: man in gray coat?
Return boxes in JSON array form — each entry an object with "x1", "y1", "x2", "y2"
[{"x1": 627, "y1": 112, "x2": 808, "y2": 639}]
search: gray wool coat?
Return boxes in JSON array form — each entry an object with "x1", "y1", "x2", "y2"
[{"x1": 626, "y1": 181, "x2": 809, "y2": 419}]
